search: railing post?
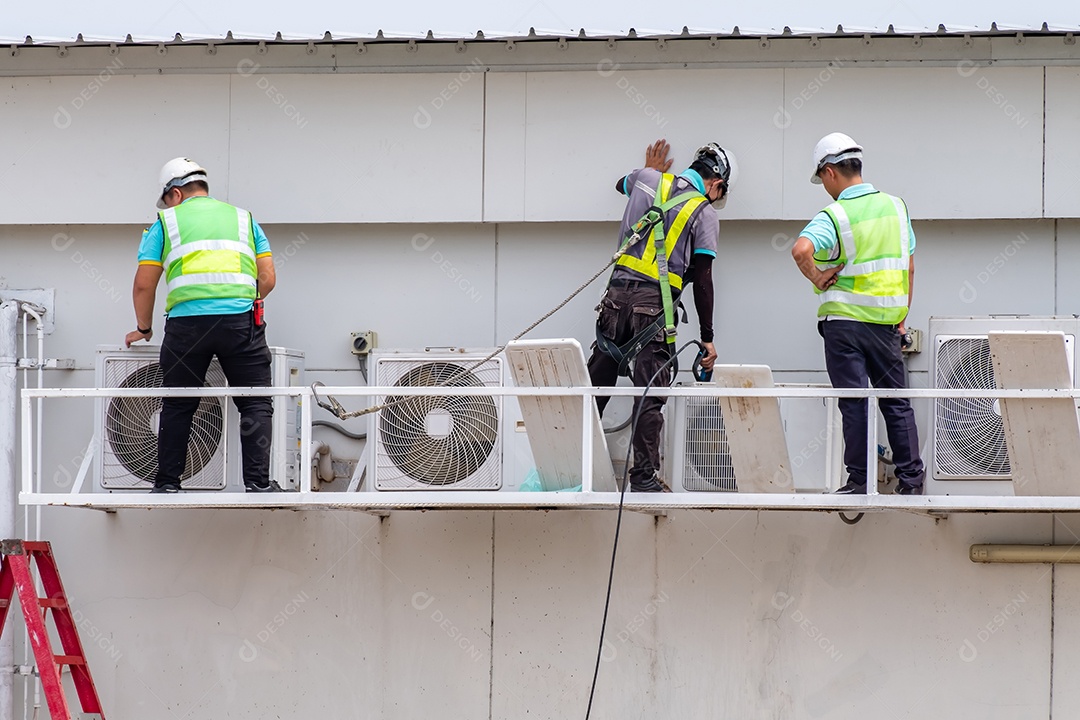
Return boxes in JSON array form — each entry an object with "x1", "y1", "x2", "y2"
[
  {"x1": 866, "y1": 395, "x2": 879, "y2": 496},
  {"x1": 581, "y1": 387, "x2": 594, "y2": 493},
  {"x1": 299, "y1": 389, "x2": 312, "y2": 494},
  {"x1": 20, "y1": 394, "x2": 33, "y2": 498}
]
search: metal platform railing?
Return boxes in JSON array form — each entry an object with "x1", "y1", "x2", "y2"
[{"x1": 17, "y1": 384, "x2": 1080, "y2": 514}]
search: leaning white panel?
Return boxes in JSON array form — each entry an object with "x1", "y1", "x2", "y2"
[
  {"x1": 504, "y1": 338, "x2": 617, "y2": 492},
  {"x1": 989, "y1": 331, "x2": 1080, "y2": 497}
]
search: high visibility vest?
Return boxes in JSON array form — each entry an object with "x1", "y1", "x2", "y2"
[
  {"x1": 813, "y1": 191, "x2": 911, "y2": 324},
  {"x1": 614, "y1": 173, "x2": 706, "y2": 291},
  {"x1": 160, "y1": 197, "x2": 259, "y2": 313}
]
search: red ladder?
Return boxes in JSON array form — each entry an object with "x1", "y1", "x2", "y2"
[{"x1": 0, "y1": 539, "x2": 105, "y2": 720}]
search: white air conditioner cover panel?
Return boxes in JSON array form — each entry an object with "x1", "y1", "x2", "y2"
[
  {"x1": 933, "y1": 333, "x2": 1074, "y2": 480},
  {"x1": 372, "y1": 355, "x2": 503, "y2": 490},
  {"x1": 99, "y1": 354, "x2": 227, "y2": 490}
]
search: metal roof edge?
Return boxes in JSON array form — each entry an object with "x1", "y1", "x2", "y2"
[{"x1": 3, "y1": 23, "x2": 1079, "y2": 47}]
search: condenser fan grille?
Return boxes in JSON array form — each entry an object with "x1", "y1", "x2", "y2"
[
  {"x1": 375, "y1": 359, "x2": 502, "y2": 489},
  {"x1": 101, "y1": 359, "x2": 226, "y2": 489},
  {"x1": 682, "y1": 397, "x2": 737, "y2": 492},
  {"x1": 934, "y1": 337, "x2": 1010, "y2": 478}
]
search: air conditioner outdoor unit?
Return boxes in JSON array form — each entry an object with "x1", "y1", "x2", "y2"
[
  {"x1": 664, "y1": 384, "x2": 842, "y2": 492},
  {"x1": 368, "y1": 349, "x2": 522, "y2": 491},
  {"x1": 929, "y1": 316, "x2": 1080, "y2": 494},
  {"x1": 94, "y1": 345, "x2": 304, "y2": 492}
]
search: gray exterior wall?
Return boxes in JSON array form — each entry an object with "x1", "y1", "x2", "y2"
[{"x1": 2, "y1": 35, "x2": 1079, "y2": 719}]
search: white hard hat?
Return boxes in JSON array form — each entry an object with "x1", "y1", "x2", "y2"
[
  {"x1": 156, "y1": 157, "x2": 207, "y2": 208},
  {"x1": 810, "y1": 132, "x2": 863, "y2": 184},
  {"x1": 693, "y1": 143, "x2": 738, "y2": 209}
]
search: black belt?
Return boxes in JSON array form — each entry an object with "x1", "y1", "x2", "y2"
[{"x1": 608, "y1": 276, "x2": 678, "y2": 296}]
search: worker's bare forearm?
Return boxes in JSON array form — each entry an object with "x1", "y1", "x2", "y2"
[
  {"x1": 792, "y1": 237, "x2": 842, "y2": 291},
  {"x1": 256, "y1": 256, "x2": 276, "y2": 297}
]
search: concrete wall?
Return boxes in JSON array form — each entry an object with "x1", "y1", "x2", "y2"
[{"x1": 3, "y1": 41, "x2": 1080, "y2": 719}]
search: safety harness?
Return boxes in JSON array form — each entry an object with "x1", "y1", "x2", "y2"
[{"x1": 596, "y1": 174, "x2": 706, "y2": 377}]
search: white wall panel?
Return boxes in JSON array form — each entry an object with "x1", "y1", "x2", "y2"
[
  {"x1": 228, "y1": 73, "x2": 484, "y2": 224},
  {"x1": 0, "y1": 75, "x2": 231, "y2": 224},
  {"x1": 484, "y1": 73, "x2": 527, "y2": 222},
  {"x1": 1051, "y1": 516, "x2": 1080, "y2": 719},
  {"x1": 781, "y1": 67, "x2": 1043, "y2": 221},
  {"x1": 261, "y1": 224, "x2": 498, "y2": 367},
  {"x1": 491, "y1": 511, "x2": 660, "y2": 720},
  {"x1": 42, "y1": 509, "x2": 385, "y2": 719},
  {"x1": 897, "y1": 220, "x2": 1056, "y2": 375},
  {"x1": 1056, "y1": 220, "x2": 1080, "y2": 312},
  {"x1": 652, "y1": 512, "x2": 1052, "y2": 720},
  {"x1": 1047, "y1": 69, "x2": 1080, "y2": 218},
  {"x1": 0, "y1": 223, "x2": 498, "y2": 370},
  {"x1": 381, "y1": 513, "x2": 493, "y2": 720},
  {"x1": 521, "y1": 69, "x2": 784, "y2": 222}
]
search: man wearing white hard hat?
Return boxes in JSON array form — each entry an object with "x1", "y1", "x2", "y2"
[
  {"x1": 125, "y1": 158, "x2": 280, "y2": 493},
  {"x1": 587, "y1": 139, "x2": 736, "y2": 492},
  {"x1": 790, "y1": 133, "x2": 925, "y2": 496}
]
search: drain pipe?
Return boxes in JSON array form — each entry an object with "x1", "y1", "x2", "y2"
[{"x1": 0, "y1": 300, "x2": 19, "y2": 720}]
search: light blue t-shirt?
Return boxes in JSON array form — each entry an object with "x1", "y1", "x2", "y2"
[
  {"x1": 799, "y1": 183, "x2": 916, "y2": 255},
  {"x1": 137, "y1": 196, "x2": 272, "y2": 318}
]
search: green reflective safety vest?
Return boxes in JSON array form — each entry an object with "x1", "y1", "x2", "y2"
[
  {"x1": 813, "y1": 191, "x2": 912, "y2": 325},
  {"x1": 160, "y1": 198, "x2": 259, "y2": 313},
  {"x1": 614, "y1": 173, "x2": 706, "y2": 292}
]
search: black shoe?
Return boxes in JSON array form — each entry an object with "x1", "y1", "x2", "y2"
[
  {"x1": 895, "y1": 483, "x2": 923, "y2": 496},
  {"x1": 150, "y1": 484, "x2": 180, "y2": 494},
  {"x1": 834, "y1": 482, "x2": 867, "y2": 495},
  {"x1": 245, "y1": 480, "x2": 284, "y2": 493},
  {"x1": 629, "y1": 477, "x2": 672, "y2": 493}
]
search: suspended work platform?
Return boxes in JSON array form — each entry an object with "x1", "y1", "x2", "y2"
[{"x1": 17, "y1": 332, "x2": 1080, "y2": 516}]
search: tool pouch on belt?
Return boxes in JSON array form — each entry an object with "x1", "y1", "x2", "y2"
[{"x1": 594, "y1": 292, "x2": 679, "y2": 378}]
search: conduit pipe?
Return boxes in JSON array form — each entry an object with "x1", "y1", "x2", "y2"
[
  {"x1": 18, "y1": 304, "x2": 44, "y2": 720},
  {"x1": 970, "y1": 545, "x2": 1080, "y2": 563},
  {"x1": 0, "y1": 301, "x2": 18, "y2": 720},
  {"x1": 311, "y1": 441, "x2": 335, "y2": 485}
]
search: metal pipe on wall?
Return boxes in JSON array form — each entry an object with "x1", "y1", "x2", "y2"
[
  {"x1": 0, "y1": 300, "x2": 19, "y2": 720},
  {"x1": 970, "y1": 545, "x2": 1080, "y2": 563}
]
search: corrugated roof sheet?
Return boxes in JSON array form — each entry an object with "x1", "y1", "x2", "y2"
[
  {"x1": 1, "y1": 1, "x2": 1076, "y2": 45},
  {"x1": 5, "y1": 24, "x2": 1080, "y2": 47}
]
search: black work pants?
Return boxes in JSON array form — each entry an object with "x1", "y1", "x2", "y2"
[
  {"x1": 155, "y1": 312, "x2": 273, "y2": 489},
  {"x1": 819, "y1": 319, "x2": 925, "y2": 488},
  {"x1": 587, "y1": 284, "x2": 673, "y2": 488}
]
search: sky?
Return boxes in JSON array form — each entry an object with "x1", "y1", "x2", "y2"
[{"x1": 0, "y1": 0, "x2": 1076, "y2": 43}]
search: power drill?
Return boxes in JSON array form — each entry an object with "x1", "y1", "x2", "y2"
[{"x1": 692, "y1": 345, "x2": 712, "y2": 383}]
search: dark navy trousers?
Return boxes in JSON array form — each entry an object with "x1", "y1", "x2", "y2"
[
  {"x1": 155, "y1": 311, "x2": 273, "y2": 489},
  {"x1": 819, "y1": 319, "x2": 925, "y2": 488}
]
